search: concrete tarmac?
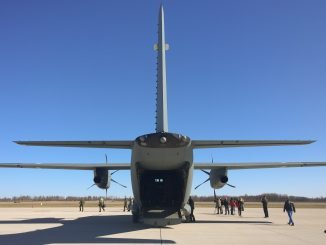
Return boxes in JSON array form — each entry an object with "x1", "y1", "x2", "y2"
[{"x1": 0, "y1": 207, "x2": 325, "y2": 244}]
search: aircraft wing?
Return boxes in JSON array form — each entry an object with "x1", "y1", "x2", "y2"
[
  {"x1": 0, "y1": 163, "x2": 131, "y2": 170},
  {"x1": 14, "y1": 140, "x2": 134, "y2": 149},
  {"x1": 191, "y1": 140, "x2": 314, "y2": 148},
  {"x1": 194, "y1": 162, "x2": 326, "y2": 170}
]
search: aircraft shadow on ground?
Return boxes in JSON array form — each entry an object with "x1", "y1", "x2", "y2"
[
  {"x1": 195, "y1": 220, "x2": 272, "y2": 224},
  {"x1": 0, "y1": 214, "x2": 175, "y2": 244}
]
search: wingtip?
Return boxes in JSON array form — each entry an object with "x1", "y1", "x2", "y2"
[
  {"x1": 14, "y1": 141, "x2": 33, "y2": 146},
  {"x1": 300, "y1": 140, "x2": 316, "y2": 144}
]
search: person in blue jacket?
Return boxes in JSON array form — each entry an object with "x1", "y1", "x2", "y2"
[{"x1": 283, "y1": 198, "x2": 296, "y2": 226}]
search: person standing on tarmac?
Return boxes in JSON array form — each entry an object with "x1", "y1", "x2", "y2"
[
  {"x1": 123, "y1": 196, "x2": 128, "y2": 212},
  {"x1": 224, "y1": 198, "x2": 230, "y2": 215},
  {"x1": 98, "y1": 197, "x2": 105, "y2": 212},
  {"x1": 218, "y1": 197, "x2": 223, "y2": 214},
  {"x1": 79, "y1": 199, "x2": 85, "y2": 212},
  {"x1": 215, "y1": 197, "x2": 222, "y2": 214},
  {"x1": 261, "y1": 195, "x2": 269, "y2": 218},
  {"x1": 237, "y1": 197, "x2": 244, "y2": 216},
  {"x1": 283, "y1": 198, "x2": 296, "y2": 226},
  {"x1": 230, "y1": 198, "x2": 236, "y2": 215},
  {"x1": 127, "y1": 197, "x2": 133, "y2": 211},
  {"x1": 188, "y1": 196, "x2": 195, "y2": 222}
]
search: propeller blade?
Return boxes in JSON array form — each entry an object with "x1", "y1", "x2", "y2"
[
  {"x1": 214, "y1": 189, "x2": 216, "y2": 199},
  {"x1": 106, "y1": 188, "x2": 108, "y2": 199},
  {"x1": 111, "y1": 179, "x2": 127, "y2": 188},
  {"x1": 200, "y1": 169, "x2": 210, "y2": 175},
  {"x1": 87, "y1": 184, "x2": 96, "y2": 190},
  {"x1": 227, "y1": 183, "x2": 236, "y2": 188},
  {"x1": 111, "y1": 170, "x2": 119, "y2": 175},
  {"x1": 195, "y1": 178, "x2": 210, "y2": 189},
  {"x1": 105, "y1": 154, "x2": 108, "y2": 164}
]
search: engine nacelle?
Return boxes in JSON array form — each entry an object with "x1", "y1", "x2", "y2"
[
  {"x1": 93, "y1": 168, "x2": 110, "y2": 190},
  {"x1": 209, "y1": 168, "x2": 228, "y2": 189}
]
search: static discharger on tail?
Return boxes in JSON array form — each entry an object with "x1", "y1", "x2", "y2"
[{"x1": 0, "y1": 5, "x2": 326, "y2": 226}]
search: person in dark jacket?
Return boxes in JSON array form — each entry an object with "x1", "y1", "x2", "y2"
[
  {"x1": 79, "y1": 199, "x2": 85, "y2": 212},
  {"x1": 188, "y1": 196, "x2": 195, "y2": 222},
  {"x1": 123, "y1": 196, "x2": 128, "y2": 212},
  {"x1": 237, "y1": 198, "x2": 244, "y2": 216},
  {"x1": 224, "y1": 198, "x2": 230, "y2": 215},
  {"x1": 230, "y1": 198, "x2": 234, "y2": 215},
  {"x1": 261, "y1": 195, "x2": 269, "y2": 218},
  {"x1": 127, "y1": 197, "x2": 133, "y2": 211},
  {"x1": 283, "y1": 198, "x2": 296, "y2": 226}
]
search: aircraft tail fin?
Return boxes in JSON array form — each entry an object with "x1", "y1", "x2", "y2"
[{"x1": 155, "y1": 5, "x2": 169, "y2": 133}]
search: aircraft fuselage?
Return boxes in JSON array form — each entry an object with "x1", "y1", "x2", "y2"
[{"x1": 130, "y1": 132, "x2": 193, "y2": 223}]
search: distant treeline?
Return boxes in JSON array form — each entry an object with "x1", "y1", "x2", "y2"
[
  {"x1": 0, "y1": 193, "x2": 325, "y2": 202},
  {"x1": 0, "y1": 196, "x2": 118, "y2": 202}
]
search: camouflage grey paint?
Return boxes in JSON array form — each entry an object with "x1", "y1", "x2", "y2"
[{"x1": 155, "y1": 5, "x2": 168, "y2": 133}]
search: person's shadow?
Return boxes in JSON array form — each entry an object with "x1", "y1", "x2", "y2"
[{"x1": 0, "y1": 214, "x2": 175, "y2": 244}]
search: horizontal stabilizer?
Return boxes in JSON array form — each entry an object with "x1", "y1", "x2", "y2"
[
  {"x1": 15, "y1": 140, "x2": 134, "y2": 149},
  {"x1": 191, "y1": 140, "x2": 315, "y2": 149},
  {"x1": 0, "y1": 163, "x2": 131, "y2": 170},
  {"x1": 194, "y1": 162, "x2": 326, "y2": 170}
]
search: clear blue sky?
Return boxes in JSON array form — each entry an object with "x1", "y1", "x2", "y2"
[{"x1": 0, "y1": 0, "x2": 325, "y2": 198}]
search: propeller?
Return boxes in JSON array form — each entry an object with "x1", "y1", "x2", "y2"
[
  {"x1": 195, "y1": 156, "x2": 212, "y2": 189},
  {"x1": 111, "y1": 170, "x2": 119, "y2": 175},
  {"x1": 87, "y1": 183, "x2": 96, "y2": 190},
  {"x1": 195, "y1": 178, "x2": 210, "y2": 189},
  {"x1": 87, "y1": 154, "x2": 127, "y2": 196},
  {"x1": 106, "y1": 154, "x2": 127, "y2": 189},
  {"x1": 195, "y1": 155, "x2": 236, "y2": 191},
  {"x1": 111, "y1": 179, "x2": 127, "y2": 188},
  {"x1": 201, "y1": 169, "x2": 210, "y2": 175},
  {"x1": 212, "y1": 154, "x2": 236, "y2": 188}
]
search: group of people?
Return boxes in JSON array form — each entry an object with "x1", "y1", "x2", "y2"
[
  {"x1": 78, "y1": 197, "x2": 106, "y2": 212},
  {"x1": 213, "y1": 195, "x2": 296, "y2": 226},
  {"x1": 214, "y1": 197, "x2": 245, "y2": 216},
  {"x1": 79, "y1": 195, "x2": 296, "y2": 226},
  {"x1": 79, "y1": 197, "x2": 134, "y2": 213},
  {"x1": 123, "y1": 196, "x2": 133, "y2": 212}
]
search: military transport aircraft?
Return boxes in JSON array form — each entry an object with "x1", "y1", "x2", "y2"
[{"x1": 0, "y1": 5, "x2": 326, "y2": 226}]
